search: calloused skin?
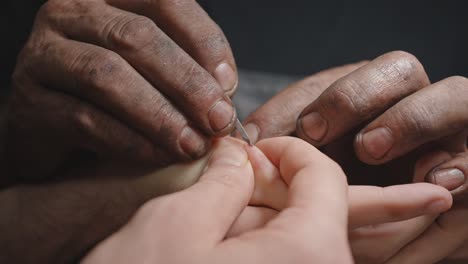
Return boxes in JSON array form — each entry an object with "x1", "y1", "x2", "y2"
[
  {"x1": 5, "y1": 0, "x2": 238, "y2": 182},
  {"x1": 82, "y1": 137, "x2": 454, "y2": 263}
]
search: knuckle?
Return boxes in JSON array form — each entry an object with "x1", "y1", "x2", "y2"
[
  {"x1": 39, "y1": 0, "x2": 92, "y2": 19},
  {"x1": 446, "y1": 75, "x2": 468, "y2": 88},
  {"x1": 72, "y1": 106, "x2": 98, "y2": 136},
  {"x1": 380, "y1": 50, "x2": 428, "y2": 85},
  {"x1": 329, "y1": 78, "x2": 370, "y2": 117},
  {"x1": 194, "y1": 29, "x2": 229, "y2": 61},
  {"x1": 108, "y1": 15, "x2": 160, "y2": 51},
  {"x1": 392, "y1": 99, "x2": 432, "y2": 138},
  {"x1": 70, "y1": 49, "x2": 128, "y2": 94}
]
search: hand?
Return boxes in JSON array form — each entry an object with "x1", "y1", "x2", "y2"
[
  {"x1": 244, "y1": 51, "x2": 468, "y2": 189},
  {"x1": 227, "y1": 138, "x2": 453, "y2": 264},
  {"x1": 6, "y1": 0, "x2": 238, "y2": 181},
  {"x1": 83, "y1": 137, "x2": 354, "y2": 264},
  {"x1": 381, "y1": 151, "x2": 468, "y2": 264}
]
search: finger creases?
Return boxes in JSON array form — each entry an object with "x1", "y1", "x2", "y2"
[
  {"x1": 48, "y1": 2, "x2": 235, "y2": 136},
  {"x1": 355, "y1": 75, "x2": 468, "y2": 164},
  {"x1": 255, "y1": 137, "x2": 348, "y2": 234},
  {"x1": 297, "y1": 51, "x2": 430, "y2": 147},
  {"x1": 29, "y1": 37, "x2": 209, "y2": 161},
  {"x1": 243, "y1": 61, "x2": 368, "y2": 143}
]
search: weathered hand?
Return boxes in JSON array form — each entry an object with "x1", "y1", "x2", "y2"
[
  {"x1": 6, "y1": 0, "x2": 238, "y2": 181},
  {"x1": 244, "y1": 51, "x2": 468, "y2": 188}
]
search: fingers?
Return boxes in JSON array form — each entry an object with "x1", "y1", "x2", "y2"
[
  {"x1": 416, "y1": 151, "x2": 468, "y2": 198},
  {"x1": 27, "y1": 37, "x2": 209, "y2": 161},
  {"x1": 246, "y1": 146, "x2": 288, "y2": 211},
  {"x1": 45, "y1": 1, "x2": 236, "y2": 136},
  {"x1": 297, "y1": 51, "x2": 430, "y2": 148},
  {"x1": 355, "y1": 76, "x2": 468, "y2": 164},
  {"x1": 348, "y1": 183, "x2": 452, "y2": 229},
  {"x1": 108, "y1": 0, "x2": 238, "y2": 94},
  {"x1": 385, "y1": 205, "x2": 468, "y2": 264},
  {"x1": 243, "y1": 62, "x2": 367, "y2": 143},
  {"x1": 171, "y1": 137, "x2": 254, "y2": 244},
  {"x1": 255, "y1": 137, "x2": 349, "y2": 243},
  {"x1": 350, "y1": 215, "x2": 436, "y2": 264}
]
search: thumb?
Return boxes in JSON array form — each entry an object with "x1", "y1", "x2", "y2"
[{"x1": 176, "y1": 137, "x2": 255, "y2": 243}]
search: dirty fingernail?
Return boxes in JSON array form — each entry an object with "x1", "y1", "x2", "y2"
[
  {"x1": 214, "y1": 63, "x2": 238, "y2": 94},
  {"x1": 209, "y1": 99, "x2": 235, "y2": 133},
  {"x1": 359, "y1": 127, "x2": 394, "y2": 160},
  {"x1": 299, "y1": 112, "x2": 328, "y2": 142},
  {"x1": 179, "y1": 126, "x2": 208, "y2": 159},
  {"x1": 427, "y1": 168, "x2": 465, "y2": 191}
]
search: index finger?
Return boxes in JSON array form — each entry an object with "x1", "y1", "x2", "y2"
[{"x1": 256, "y1": 137, "x2": 349, "y2": 239}]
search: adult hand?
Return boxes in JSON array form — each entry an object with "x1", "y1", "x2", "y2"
[
  {"x1": 83, "y1": 137, "x2": 353, "y2": 264},
  {"x1": 6, "y1": 0, "x2": 237, "y2": 181},
  {"x1": 244, "y1": 51, "x2": 468, "y2": 189}
]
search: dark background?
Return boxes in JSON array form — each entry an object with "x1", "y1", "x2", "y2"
[{"x1": 1, "y1": 0, "x2": 467, "y2": 92}]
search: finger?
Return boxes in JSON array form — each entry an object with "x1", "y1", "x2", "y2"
[
  {"x1": 255, "y1": 137, "x2": 349, "y2": 244},
  {"x1": 27, "y1": 37, "x2": 209, "y2": 161},
  {"x1": 107, "y1": 0, "x2": 238, "y2": 94},
  {"x1": 350, "y1": 215, "x2": 436, "y2": 264},
  {"x1": 355, "y1": 76, "x2": 468, "y2": 164},
  {"x1": 425, "y1": 152, "x2": 468, "y2": 197},
  {"x1": 246, "y1": 146, "x2": 288, "y2": 211},
  {"x1": 348, "y1": 183, "x2": 452, "y2": 229},
  {"x1": 243, "y1": 62, "x2": 367, "y2": 143},
  {"x1": 227, "y1": 206, "x2": 278, "y2": 238},
  {"x1": 385, "y1": 205, "x2": 468, "y2": 264},
  {"x1": 169, "y1": 137, "x2": 254, "y2": 245},
  {"x1": 47, "y1": 2, "x2": 236, "y2": 136},
  {"x1": 297, "y1": 51, "x2": 430, "y2": 148}
]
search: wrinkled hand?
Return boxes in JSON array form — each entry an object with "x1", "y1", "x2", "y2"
[
  {"x1": 6, "y1": 0, "x2": 238, "y2": 181},
  {"x1": 245, "y1": 51, "x2": 468, "y2": 190},
  {"x1": 83, "y1": 137, "x2": 354, "y2": 264}
]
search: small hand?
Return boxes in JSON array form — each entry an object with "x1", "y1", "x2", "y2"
[{"x1": 83, "y1": 137, "x2": 354, "y2": 264}]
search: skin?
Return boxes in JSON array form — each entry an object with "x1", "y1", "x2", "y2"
[
  {"x1": 82, "y1": 137, "x2": 454, "y2": 263},
  {"x1": 0, "y1": 137, "x2": 454, "y2": 263},
  {"x1": 5, "y1": 0, "x2": 238, "y2": 182},
  {"x1": 241, "y1": 51, "x2": 468, "y2": 262}
]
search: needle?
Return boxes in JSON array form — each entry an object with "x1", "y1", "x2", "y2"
[{"x1": 235, "y1": 118, "x2": 253, "y2": 146}]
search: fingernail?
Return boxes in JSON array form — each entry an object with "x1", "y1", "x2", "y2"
[
  {"x1": 359, "y1": 127, "x2": 394, "y2": 160},
  {"x1": 209, "y1": 140, "x2": 247, "y2": 167},
  {"x1": 299, "y1": 112, "x2": 328, "y2": 142},
  {"x1": 208, "y1": 99, "x2": 235, "y2": 133},
  {"x1": 425, "y1": 199, "x2": 450, "y2": 214},
  {"x1": 214, "y1": 63, "x2": 237, "y2": 94},
  {"x1": 427, "y1": 168, "x2": 465, "y2": 191},
  {"x1": 179, "y1": 126, "x2": 208, "y2": 159},
  {"x1": 244, "y1": 123, "x2": 259, "y2": 144}
]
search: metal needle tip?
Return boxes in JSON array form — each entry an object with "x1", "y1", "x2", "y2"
[{"x1": 235, "y1": 118, "x2": 253, "y2": 146}]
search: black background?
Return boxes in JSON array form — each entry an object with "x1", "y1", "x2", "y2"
[{"x1": 1, "y1": 0, "x2": 467, "y2": 92}]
